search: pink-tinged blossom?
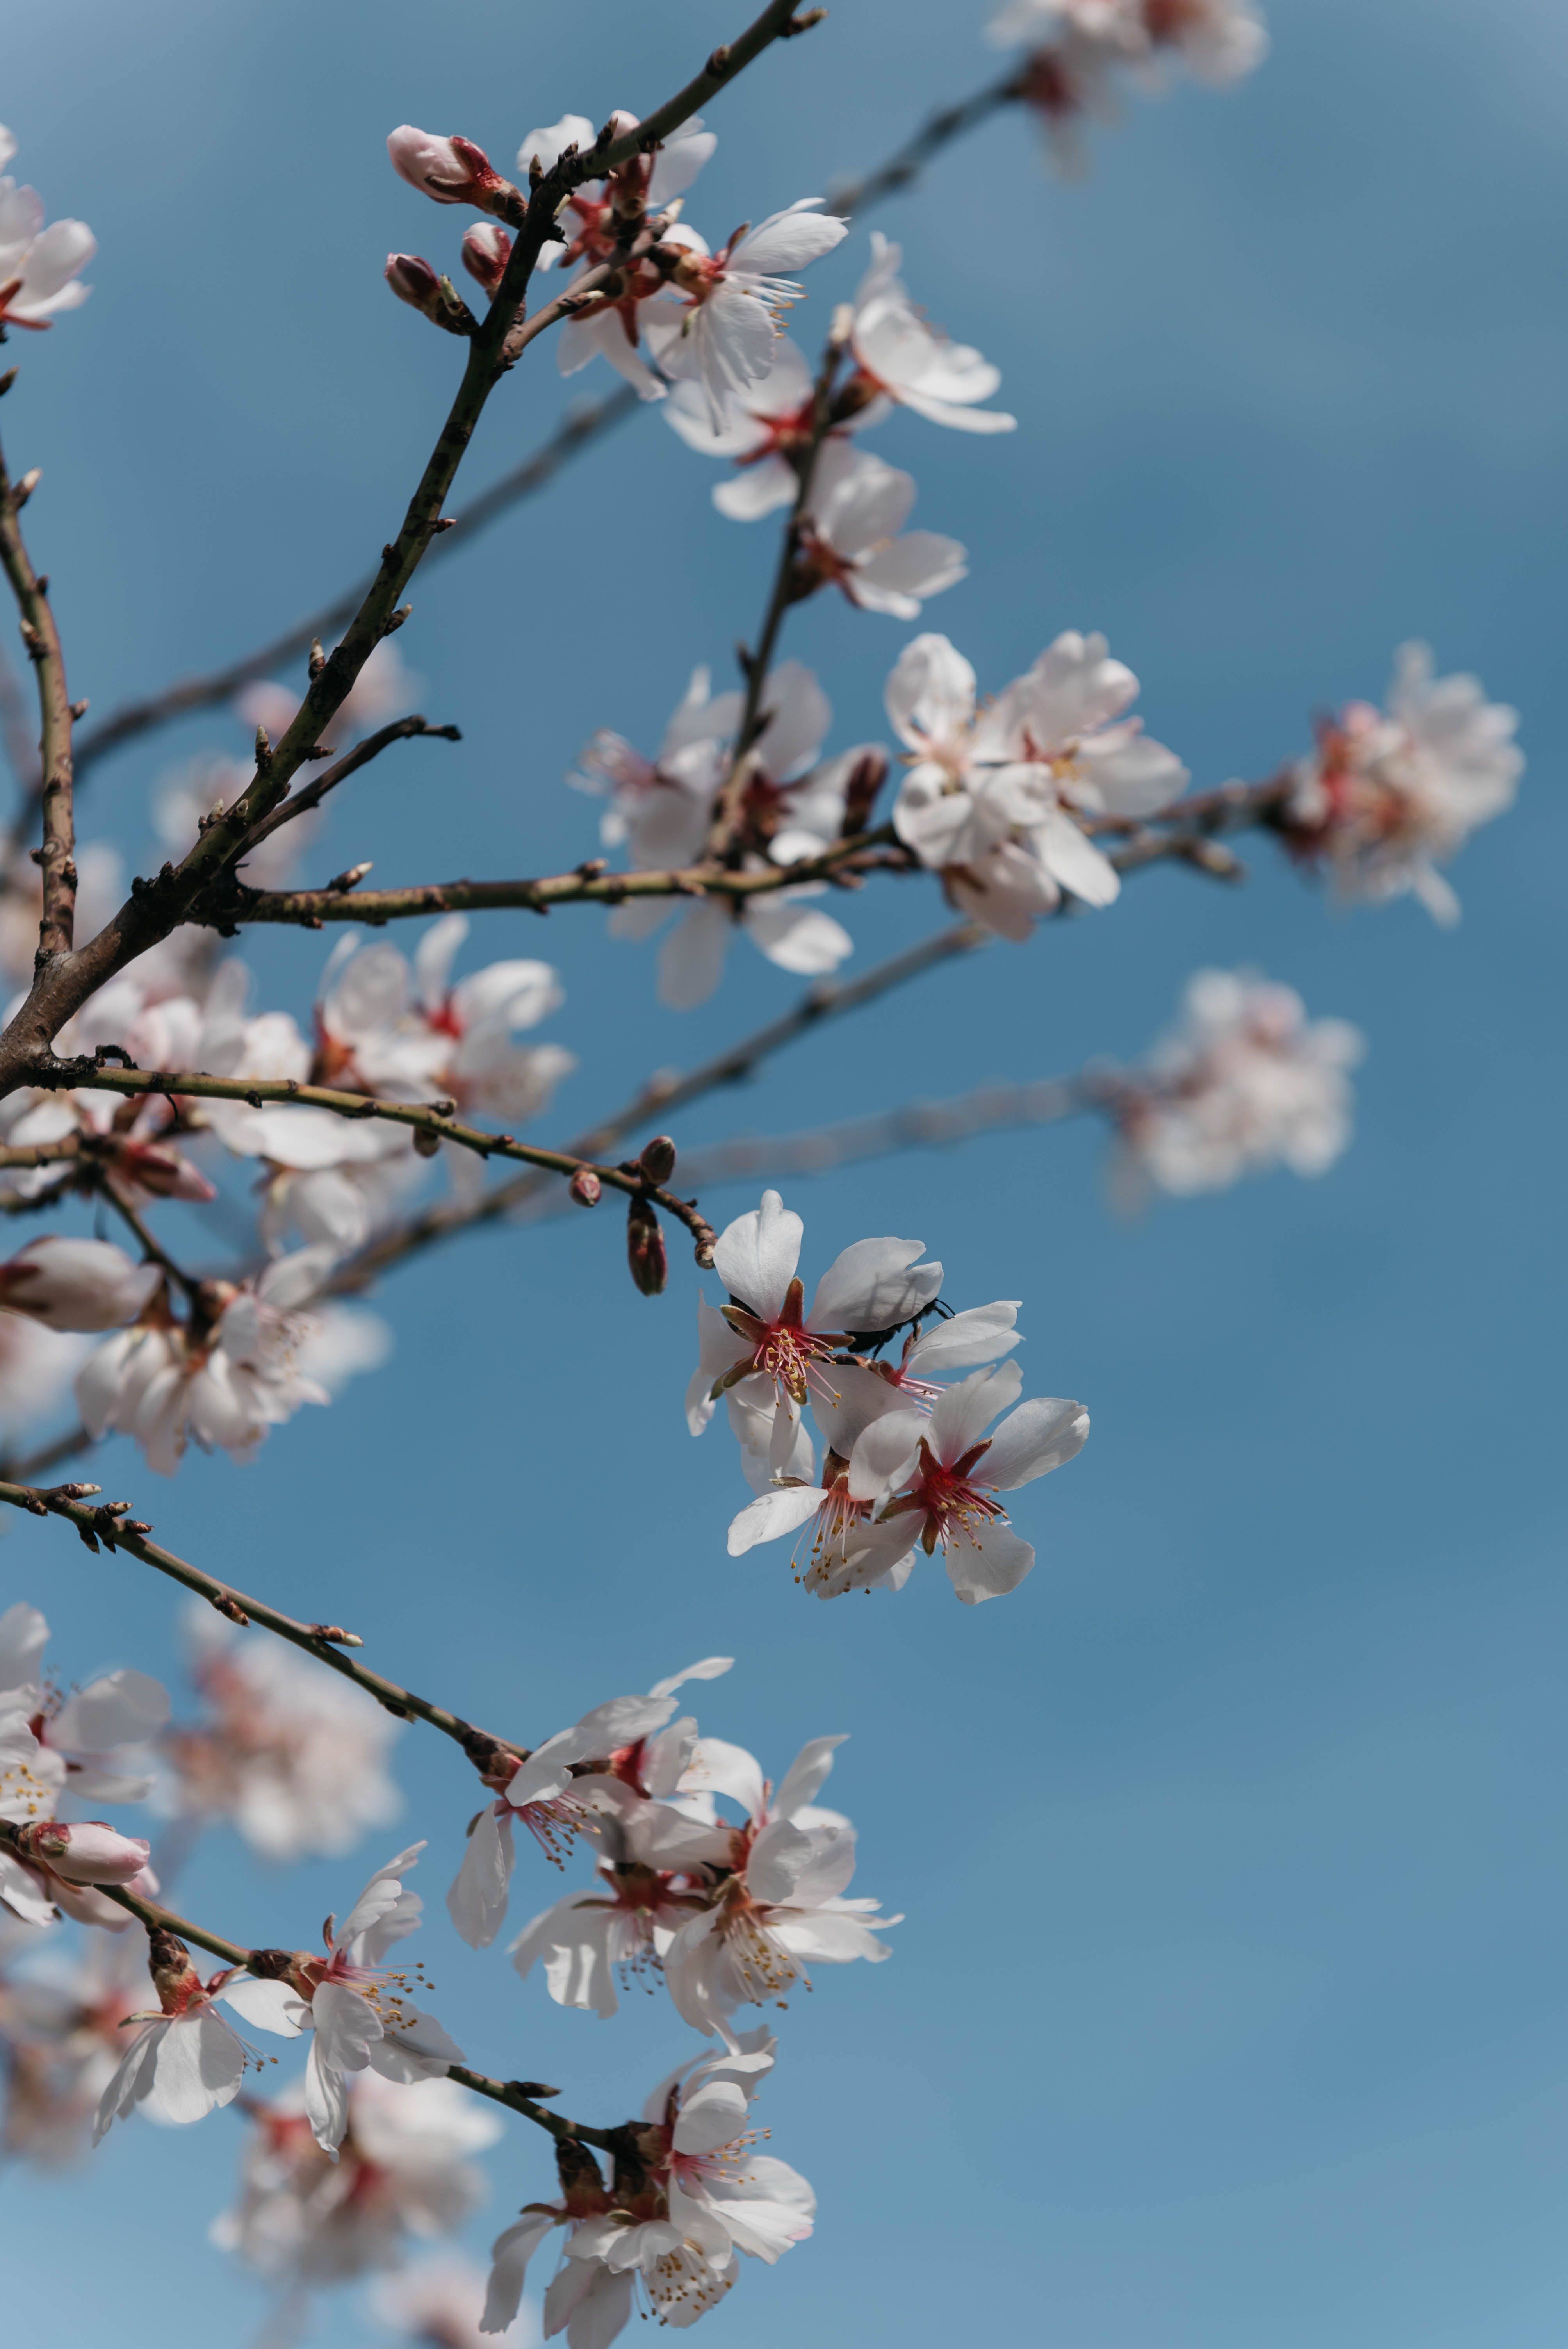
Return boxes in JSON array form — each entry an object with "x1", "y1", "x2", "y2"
[
  {"x1": 641, "y1": 201, "x2": 849, "y2": 429},
  {"x1": 663, "y1": 336, "x2": 875, "y2": 520},
  {"x1": 796, "y1": 441, "x2": 967, "y2": 621},
  {"x1": 162, "y1": 1604, "x2": 402, "y2": 1862},
  {"x1": 0, "y1": 1596, "x2": 170, "y2": 1804},
  {"x1": 219, "y1": 1843, "x2": 463, "y2": 2156},
  {"x1": 686, "y1": 1191, "x2": 943, "y2": 1466},
  {"x1": 987, "y1": 2, "x2": 1267, "y2": 161},
  {"x1": 11, "y1": 1820, "x2": 149, "y2": 1886},
  {"x1": 1115, "y1": 969, "x2": 1364, "y2": 1198},
  {"x1": 374, "y1": 2258, "x2": 517, "y2": 2348},
  {"x1": 448, "y1": 1656, "x2": 732, "y2": 1951},
  {"x1": 481, "y1": 2031, "x2": 812, "y2": 2340},
  {"x1": 848, "y1": 235, "x2": 1016, "y2": 433},
  {"x1": 586, "y1": 664, "x2": 858, "y2": 1009},
  {"x1": 661, "y1": 1734, "x2": 897, "y2": 2035},
  {"x1": 94, "y1": 1939, "x2": 262, "y2": 2143},
  {"x1": 887, "y1": 630, "x2": 1188, "y2": 934},
  {"x1": 212, "y1": 2075, "x2": 502, "y2": 2291},
  {"x1": 387, "y1": 127, "x2": 516, "y2": 215},
  {"x1": 0, "y1": 1236, "x2": 160, "y2": 1333},
  {"x1": 1285, "y1": 644, "x2": 1522, "y2": 925},
  {"x1": 0, "y1": 137, "x2": 94, "y2": 328},
  {"x1": 849, "y1": 1360, "x2": 1089, "y2": 1604},
  {"x1": 0, "y1": 1929, "x2": 146, "y2": 2164},
  {"x1": 462, "y1": 222, "x2": 513, "y2": 296}
]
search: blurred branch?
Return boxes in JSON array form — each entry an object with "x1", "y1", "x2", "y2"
[{"x1": 0, "y1": 431, "x2": 78, "y2": 958}]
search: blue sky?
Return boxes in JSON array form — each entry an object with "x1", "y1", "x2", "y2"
[{"x1": 2, "y1": 1, "x2": 1565, "y2": 2344}]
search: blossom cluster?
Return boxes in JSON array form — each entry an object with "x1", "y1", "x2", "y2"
[{"x1": 990, "y1": 0, "x2": 1270, "y2": 171}]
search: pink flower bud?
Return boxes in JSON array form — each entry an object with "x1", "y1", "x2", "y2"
[
  {"x1": 568, "y1": 1166, "x2": 602, "y2": 1208},
  {"x1": 626, "y1": 1197, "x2": 668, "y2": 1296},
  {"x1": 461, "y1": 222, "x2": 513, "y2": 295},
  {"x1": 637, "y1": 1134, "x2": 677, "y2": 1186},
  {"x1": 0, "y1": 1235, "x2": 160, "y2": 1331},
  {"x1": 387, "y1": 126, "x2": 516, "y2": 217},
  {"x1": 385, "y1": 251, "x2": 442, "y2": 310},
  {"x1": 19, "y1": 1820, "x2": 153, "y2": 1886}
]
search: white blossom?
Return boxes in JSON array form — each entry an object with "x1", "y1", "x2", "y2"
[
  {"x1": 212, "y1": 2074, "x2": 502, "y2": 2290},
  {"x1": 663, "y1": 337, "x2": 871, "y2": 520},
  {"x1": 220, "y1": 1843, "x2": 464, "y2": 2156},
  {"x1": 0, "y1": 1237, "x2": 161, "y2": 1333},
  {"x1": 1117, "y1": 969, "x2": 1364, "y2": 1196},
  {"x1": 162, "y1": 1603, "x2": 403, "y2": 1862},
  {"x1": 887, "y1": 629, "x2": 1187, "y2": 935},
  {"x1": 686, "y1": 1191, "x2": 943, "y2": 1465},
  {"x1": 1286, "y1": 643, "x2": 1522, "y2": 924},
  {"x1": 848, "y1": 235, "x2": 1015, "y2": 434},
  {"x1": 796, "y1": 441, "x2": 967, "y2": 620},
  {"x1": 642, "y1": 202, "x2": 848, "y2": 428},
  {"x1": 0, "y1": 1929, "x2": 147, "y2": 2164},
  {"x1": 94, "y1": 1957, "x2": 261, "y2": 2142},
  {"x1": 0, "y1": 135, "x2": 94, "y2": 328}
]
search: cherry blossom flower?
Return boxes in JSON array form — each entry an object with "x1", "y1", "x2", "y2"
[
  {"x1": 0, "y1": 1237, "x2": 161, "y2": 1333},
  {"x1": 795, "y1": 441, "x2": 967, "y2": 620},
  {"x1": 481, "y1": 2032, "x2": 812, "y2": 2340},
  {"x1": 448, "y1": 1656, "x2": 732, "y2": 1951},
  {"x1": 686, "y1": 1191, "x2": 943, "y2": 1466},
  {"x1": 887, "y1": 629, "x2": 1187, "y2": 934},
  {"x1": 662, "y1": 336, "x2": 877, "y2": 520},
  {"x1": 641, "y1": 201, "x2": 848, "y2": 429},
  {"x1": 212, "y1": 2075, "x2": 502, "y2": 2291},
  {"x1": 0, "y1": 1598, "x2": 171, "y2": 1803},
  {"x1": 75, "y1": 1245, "x2": 355, "y2": 1474},
  {"x1": 0, "y1": 1714, "x2": 159, "y2": 1931},
  {"x1": 94, "y1": 1932, "x2": 262, "y2": 2142},
  {"x1": 373, "y1": 2257, "x2": 517, "y2": 2348},
  {"x1": 661, "y1": 1733, "x2": 897, "y2": 2035},
  {"x1": 0, "y1": 1928, "x2": 145, "y2": 2164},
  {"x1": 586, "y1": 663, "x2": 858, "y2": 1009},
  {"x1": 0, "y1": 135, "x2": 94, "y2": 328},
  {"x1": 220, "y1": 1843, "x2": 463, "y2": 2155},
  {"x1": 848, "y1": 235, "x2": 1016, "y2": 433},
  {"x1": 1285, "y1": 643, "x2": 1522, "y2": 925},
  {"x1": 1114, "y1": 969, "x2": 1364, "y2": 1197},
  {"x1": 161, "y1": 1604, "x2": 403, "y2": 1861},
  {"x1": 847, "y1": 1359, "x2": 1089, "y2": 1604},
  {"x1": 987, "y1": 2, "x2": 1268, "y2": 160}
]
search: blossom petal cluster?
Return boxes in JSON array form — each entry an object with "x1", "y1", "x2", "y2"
[
  {"x1": 988, "y1": 2, "x2": 1269, "y2": 171},
  {"x1": 0, "y1": 125, "x2": 95, "y2": 327}
]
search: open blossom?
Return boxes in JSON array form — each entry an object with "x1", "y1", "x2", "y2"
[
  {"x1": 483, "y1": 2031, "x2": 812, "y2": 2340},
  {"x1": 586, "y1": 663, "x2": 857, "y2": 1010},
  {"x1": 795, "y1": 441, "x2": 967, "y2": 621},
  {"x1": 661, "y1": 1734, "x2": 896, "y2": 2035},
  {"x1": 641, "y1": 201, "x2": 848, "y2": 428},
  {"x1": 95, "y1": 1930, "x2": 267, "y2": 2141},
  {"x1": 448, "y1": 1656, "x2": 732, "y2": 1951},
  {"x1": 987, "y1": 3, "x2": 1268, "y2": 163},
  {"x1": 687, "y1": 1191, "x2": 943, "y2": 1467},
  {"x1": 213, "y1": 2074, "x2": 502, "y2": 2290},
  {"x1": 0, "y1": 1237, "x2": 161, "y2": 1333},
  {"x1": 838, "y1": 1360, "x2": 1090, "y2": 1604},
  {"x1": 0, "y1": 1928, "x2": 146, "y2": 2164},
  {"x1": 664, "y1": 336, "x2": 873, "y2": 520},
  {"x1": 1116, "y1": 969, "x2": 1364, "y2": 1197},
  {"x1": 727, "y1": 1300, "x2": 1025, "y2": 1595},
  {"x1": 75, "y1": 1244, "x2": 353, "y2": 1474},
  {"x1": 0, "y1": 1599, "x2": 171, "y2": 1803},
  {"x1": 220, "y1": 1843, "x2": 463, "y2": 2155},
  {"x1": 1285, "y1": 643, "x2": 1522, "y2": 925},
  {"x1": 887, "y1": 630, "x2": 1187, "y2": 936},
  {"x1": 162, "y1": 1604, "x2": 402, "y2": 1861},
  {"x1": 0, "y1": 131, "x2": 95, "y2": 327},
  {"x1": 848, "y1": 235, "x2": 1016, "y2": 433}
]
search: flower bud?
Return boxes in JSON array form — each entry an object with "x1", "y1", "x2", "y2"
[
  {"x1": 18, "y1": 1820, "x2": 152, "y2": 1886},
  {"x1": 0, "y1": 1236, "x2": 160, "y2": 1332},
  {"x1": 626, "y1": 1198, "x2": 668, "y2": 1296},
  {"x1": 568, "y1": 1166, "x2": 602, "y2": 1208},
  {"x1": 637, "y1": 1134, "x2": 677, "y2": 1185},
  {"x1": 387, "y1": 126, "x2": 518, "y2": 217},
  {"x1": 385, "y1": 254, "x2": 477, "y2": 337},
  {"x1": 461, "y1": 222, "x2": 513, "y2": 295}
]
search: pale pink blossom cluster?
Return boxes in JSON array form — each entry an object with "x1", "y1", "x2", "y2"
[
  {"x1": 0, "y1": 125, "x2": 95, "y2": 328},
  {"x1": 1285, "y1": 645, "x2": 1522, "y2": 925},
  {"x1": 691, "y1": 1191, "x2": 1089, "y2": 1602},
  {"x1": 988, "y1": 1, "x2": 1269, "y2": 171},
  {"x1": 1115, "y1": 970, "x2": 1364, "y2": 1198}
]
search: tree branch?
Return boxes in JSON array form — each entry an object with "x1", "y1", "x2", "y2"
[
  {"x1": 0, "y1": 434, "x2": 77, "y2": 963},
  {"x1": 231, "y1": 715, "x2": 461, "y2": 864},
  {"x1": 827, "y1": 67, "x2": 1025, "y2": 216},
  {"x1": 0, "y1": 0, "x2": 807, "y2": 1095}
]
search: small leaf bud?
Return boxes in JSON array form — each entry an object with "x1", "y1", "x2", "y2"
[
  {"x1": 626, "y1": 1197, "x2": 668, "y2": 1296},
  {"x1": 637, "y1": 1134, "x2": 677, "y2": 1185},
  {"x1": 568, "y1": 1166, "x2": 602, "y2": 1207}
]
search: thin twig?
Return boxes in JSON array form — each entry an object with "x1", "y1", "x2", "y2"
[
  {"x1": 828, "y1": 68, "x2": 1024, "y2": 216},
  {"x1": 95, "y1": 1175, "x2": 202, "y2": 1302},
  {"x1": 0, "y1": 434, "x2": 77, "y2": 962},
  {"x1": 233, "y1": 715, "x2": 462, "y2": 861}
]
